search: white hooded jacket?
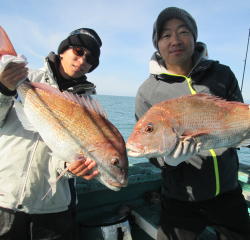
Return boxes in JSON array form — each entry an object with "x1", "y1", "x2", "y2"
[{"x1": 0, "y1": 56, "x2": 95, "y2": 214}]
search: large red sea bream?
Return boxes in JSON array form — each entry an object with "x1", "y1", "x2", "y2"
[{"x1": 127, "y1": 94, "x2": 250, "y2": 159}]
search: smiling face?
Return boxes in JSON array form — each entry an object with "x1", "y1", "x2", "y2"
[
  {"x1": 158, "y1": 18, "x2": 195, "y2": 71},
  {"x1": 59, "y1": 46, "x2": 93, "y2": 79}
]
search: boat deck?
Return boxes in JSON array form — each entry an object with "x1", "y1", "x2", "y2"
[
  {"x1": 75, "y1": 162, "x2": 250, "y2": 240},
  {"x1": 238, "y1": 163, "x2": 250, "y2": 205}
]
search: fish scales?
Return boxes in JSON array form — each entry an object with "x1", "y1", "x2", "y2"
[
  {"x1": 19, "y1": 84, "x2": 122, "y2": 160},
  {"x1": 126, "y1": 94, "x2": 250, "y2": 159},
  {"x1": 161, "y1": 96, "x2": 250, "y2": 148},
  {"x1": 163, "y1": 95, "x2": 250, "y2": 144}
]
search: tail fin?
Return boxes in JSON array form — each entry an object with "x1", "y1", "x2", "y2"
[{"x1": 0, "y1": 26, "x2": 17, "y2": 59}]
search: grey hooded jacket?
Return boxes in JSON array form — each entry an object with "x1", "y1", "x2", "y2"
[
  {"x1": 135, "y1": 42, "x2": 243, "y2": 201},
  {"x1": 0, "y1": 55, "x2": 96, "y2": 213}
]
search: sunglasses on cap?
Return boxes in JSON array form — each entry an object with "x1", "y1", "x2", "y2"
[{"x1": 69, "y1": 46, "x2": 97, "y2": 65}]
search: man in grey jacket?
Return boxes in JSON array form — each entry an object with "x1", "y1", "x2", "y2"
[
  {"x1": 0, "y1": 28, "x2": 101, "y2": 239},
  {"x1": 135, "y1": 7, "x2": 250, "y2": 240}
]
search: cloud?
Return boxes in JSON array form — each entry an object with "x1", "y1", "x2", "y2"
[{"x1": 0, "y1": 14, "x2": 62, "y2": 55}]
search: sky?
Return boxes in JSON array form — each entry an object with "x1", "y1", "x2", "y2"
[{"x1": 1, "y1": 0, "x2": 250, "y2": 101}]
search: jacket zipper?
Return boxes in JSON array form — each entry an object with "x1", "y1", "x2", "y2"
[
  {"x1": 162, "y1": 72, "x2": 221, "y2": 196},
  {"x1": 16, "y1": 134, "x2": 40, "y2": 209},
  {"x1": 186, "y1": 77, "x2": 220, "y2": 197}
]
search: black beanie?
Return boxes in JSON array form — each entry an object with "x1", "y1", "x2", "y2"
[
  {"x1": 153, "y1": 7, "x2": 198, "y2": 51},
  {"x1": 57, "y1": 28, "x2": 102, "y2": 73}
]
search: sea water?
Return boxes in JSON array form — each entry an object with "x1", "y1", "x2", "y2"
[{"x1": 95, "y1": 94, "x2": 250, "y2": 166}]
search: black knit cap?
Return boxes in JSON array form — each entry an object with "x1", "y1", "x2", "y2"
[
  {"x1": 57, "y1": 28, "x2": 102, "y2": 73},
  {"x1": 153, "y1": 7, "x2": 198, "y2": 50}
]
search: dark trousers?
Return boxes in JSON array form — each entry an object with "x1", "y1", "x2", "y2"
[
  {"x1": 157, "y1": 184, "x2": 250, "y2": 240},
  {"x1": 0, "y1": 207, "x2": 76, "y2": 240}
]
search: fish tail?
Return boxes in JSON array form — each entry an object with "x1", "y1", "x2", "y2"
[
  {"x1": 0, "y1": 26, "x2": 17, "y2": 58},
  {"x1": 41, "y1": 159, "x2": 78, "y2": 201}
]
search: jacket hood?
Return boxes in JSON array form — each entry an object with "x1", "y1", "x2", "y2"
[{"x1": 149, "y1": 42, "x2": 209, "y2": 75}]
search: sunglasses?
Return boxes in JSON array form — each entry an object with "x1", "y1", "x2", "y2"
[{"x1": 69, "y1": 46, "x2": 97, "y2": 65}]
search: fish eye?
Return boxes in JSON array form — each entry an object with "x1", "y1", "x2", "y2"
[
  {"x1": 145, "y1": 124, "x2": 153, "y2": 133},
  {"x1": 111, "y1": 158, "x2": 119, "y2": 166}
]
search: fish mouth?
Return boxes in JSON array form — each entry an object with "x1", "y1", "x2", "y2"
[
  {"x1": 108, "y1": 179, "x2": 128, "y2": 188},
  {"x1": 97, "y1": 173, "x2": 128, "y2": 191},
  {"x1": 127, "y1": 150, "x2": 143, "y2": 157},
  {"x1": 127, "y1": 143, "x2": 163, "y2": 158},
  {"x1": 126, "y1": 143, "x2": 145, "y2": 157}
]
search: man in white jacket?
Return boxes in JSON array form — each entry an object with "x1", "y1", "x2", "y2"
[{"x1": 0, "y1": 28, "x2": 101, "y2": 239}]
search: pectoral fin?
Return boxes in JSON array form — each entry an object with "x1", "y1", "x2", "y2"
[
  {"x1": 13, "y1": 97, "x2": 37, "y2": 132},
  {"x1": 170, "y1": 119, "x2": 185, "y2": 137}
]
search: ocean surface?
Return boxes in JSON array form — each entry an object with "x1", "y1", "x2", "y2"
[{"x1": 95, "y1": 94, "x2": 250, "y2": 166}]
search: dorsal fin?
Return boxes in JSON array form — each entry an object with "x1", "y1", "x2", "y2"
[
  {"x1": 180, "y1": 93, "x2": 249, "y2": 108},
  {"x1": 23, "y1": 81, "x2": 108, "y2": 119},
  {"x1": 0, "y1": 26, "x2": 17, "y2": 58}
]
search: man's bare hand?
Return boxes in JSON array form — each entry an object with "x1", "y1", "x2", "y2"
[
  {"x1": 0, "y1": 62, "x2": 28, "y2": 91},
  {"x1": 66, "y1": 159, "x2": 99, "y2": 180}
]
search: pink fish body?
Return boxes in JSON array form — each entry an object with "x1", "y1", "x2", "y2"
[{"x1": 126, "y1": 94, "x2": 250, "y2": 159}]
